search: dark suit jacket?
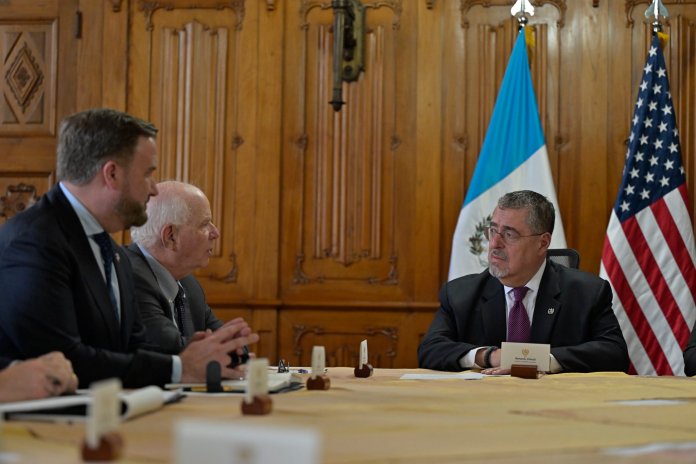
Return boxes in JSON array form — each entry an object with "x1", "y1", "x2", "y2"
[
  {"x1": 124, "y1": 244, "x2": 223, "y2": 354},
  {"x1": 418, "y1": 260, "x2": 629, "y2": 373},
  {"x1": 683, "y1": 328, "x2": 696, "y2": 376},
  {"x1": 0, "y1": 185, "x2": 172, "y2": 388}
]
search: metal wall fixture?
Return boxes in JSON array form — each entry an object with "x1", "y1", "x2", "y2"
[{"x1": 329, "y1": 0, "x2": 366, "y2": 111}]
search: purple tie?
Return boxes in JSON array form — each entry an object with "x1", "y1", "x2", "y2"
[{"x1": 507, "y1": 286, "x2": 530, "y2": 342}]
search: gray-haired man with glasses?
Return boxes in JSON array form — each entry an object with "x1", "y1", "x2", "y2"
[{"x1": 418, "y1": 190, "x2": 629, "y2": 374}]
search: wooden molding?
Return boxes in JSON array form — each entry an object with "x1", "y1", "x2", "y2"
[
  {"x1": 300, "y1": 0, "x2": 403, "y2": 31},
  {"x1": 208, "y1": 252, "x2": 239, "y2": 283},
  {"x1": 137, "y1": 0, "x2": 246, "y2": 31},
  {"x1": 292, "y1": 324, "x2": 398, "y2": 366},
  {"x1": 460, "y1": 0, "x2": 567, "y2": 29}
]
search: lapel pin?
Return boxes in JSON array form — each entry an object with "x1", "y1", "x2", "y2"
[
  {"x1": 547, "y1": 307, "x2": 555, "y2": 315},
  {"x1": 114, "y1": 252, "x2": 120, "y2": 264}
]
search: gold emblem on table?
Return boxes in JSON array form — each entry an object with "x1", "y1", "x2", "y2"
[{"x1": 522, "y1": 348, "x2": 530, "y2": 357}]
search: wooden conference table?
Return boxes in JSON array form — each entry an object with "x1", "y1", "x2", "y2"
[{"x1": 5, "y1": 368, "x2": 696, "y2": 463}]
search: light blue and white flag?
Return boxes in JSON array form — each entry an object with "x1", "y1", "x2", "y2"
[{"x1": 449, "y1": 30, "x2": 566, "y2": 280}]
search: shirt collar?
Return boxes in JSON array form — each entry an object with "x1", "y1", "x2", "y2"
[
  {"x1": 136, "y1": 243, "x2": 179, "y2": 303},
  {"x1": 503, "y1": 259, "x2": 547, "y2": 296},
  {"x1": 59, "y1": 182, "x2": 105, "y2": 236}
]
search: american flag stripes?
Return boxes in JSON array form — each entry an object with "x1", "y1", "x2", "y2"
[{"x1": 600, "y1": 35, "x2": 696, "y2": 376}]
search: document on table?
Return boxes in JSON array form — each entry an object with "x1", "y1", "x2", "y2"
[
  {"x1": 0, "y1": 386, "x2": 183, "y2": 423},
  {"x1": 400, "y1": 372, "x2": 485, "y2": 380},
  {"x1": 166, "y1": 372, "x2": 303, "y2": 393}
]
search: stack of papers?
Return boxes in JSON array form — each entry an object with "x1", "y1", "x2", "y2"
[{"x1": 166, "y1": 372, "x2": 303, "y2": 393}]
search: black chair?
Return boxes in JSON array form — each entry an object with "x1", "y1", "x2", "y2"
[{"x1": 547, "y1": 248, "x2": 580, "y2": 269}]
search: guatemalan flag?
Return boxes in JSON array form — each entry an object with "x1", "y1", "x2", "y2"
[{"x1": 449, "y1": 29, "x2": 566, "y2": 280}]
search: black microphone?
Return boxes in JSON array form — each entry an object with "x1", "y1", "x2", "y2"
[{"x1": 228, "y1": 345, "x2": 250, "y2": 368}]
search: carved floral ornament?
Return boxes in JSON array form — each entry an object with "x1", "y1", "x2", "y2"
[{"x1": 107, "y1": 0, "x2": 124, "y2": 12}]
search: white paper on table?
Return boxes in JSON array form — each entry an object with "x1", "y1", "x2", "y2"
[{"x1": 400, "y1": 373, "x2": 485, "y2": 380}]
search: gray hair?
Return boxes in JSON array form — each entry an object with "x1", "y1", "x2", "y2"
[
  {"x1": 56, "y1": 108, "x2": 157, "y2": 185},
  {"x1": 497, "y1": 190, "x2": 555, "y2": 235},
  {"x1": 130, "y1": 181, "x2": 193, "y2": 249}
]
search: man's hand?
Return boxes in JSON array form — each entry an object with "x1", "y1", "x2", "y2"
[
  {"x1": 0, "y1": 351, "x2": 78, "y2": 403},
  {"x1": 480, "y1": 349, "x2": 511, "y2": 375},
  {"x1": 179, "y1": 320, "x2": 259, "y2": 383}
]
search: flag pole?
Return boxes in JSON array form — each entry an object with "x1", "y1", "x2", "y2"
[
  {"x1": 511, "y1": 0, "x2": 534, "y2": 29},
  {"x1": 645, "y1": 0, "x2": 669, "y2": 35}
]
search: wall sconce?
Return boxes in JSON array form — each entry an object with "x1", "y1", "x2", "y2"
[{"x1": 329, "y1": 0, "x2": 366, "y2": 111}]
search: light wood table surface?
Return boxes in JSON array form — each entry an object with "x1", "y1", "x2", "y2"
[{"x1": 4, "y1": 368, "x2": 696, "y2": 463}]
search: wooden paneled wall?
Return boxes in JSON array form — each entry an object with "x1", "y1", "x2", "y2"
[{"x1": 1, "y1": 0, "x2": 695, "y2": 368}]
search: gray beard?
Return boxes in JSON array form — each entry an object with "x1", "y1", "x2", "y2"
[{"x1": 488, "y1": 264, "x2": 508, "y2": 279}]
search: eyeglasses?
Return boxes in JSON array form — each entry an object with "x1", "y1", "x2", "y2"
[{"x1": 484, "y1": 226, "x2": 543, "y2": 245}]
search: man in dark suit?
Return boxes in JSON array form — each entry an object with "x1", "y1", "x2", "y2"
[
  {"x1": 125, "y1": 181, "x2": 225, "y2": 354},
  {"x1": 682, "y1": 330, "x2": 696, "y2": 376},
  {"x1": 418, "y1": 190, "x2": 629, "y2": 374},
  {"x1": 0, "y1": 108, "x2": 258, "y2": 388}
]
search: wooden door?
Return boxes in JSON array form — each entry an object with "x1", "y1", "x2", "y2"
[
  {"x1": 127, "y1": 0, "x2": 281, "y2": 359},
  {"x1": 0, "y1": 0, "x2": 78, "y2": 222}
]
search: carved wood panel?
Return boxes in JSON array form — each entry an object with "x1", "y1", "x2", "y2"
[
  {"x1": 0, "y1": 0, "x2": 77, "y2": 203},
  {"x1": 278, "y1": 309, "x2": 436, "y2": 368},
  {"x1": 128, "y1": 1, "x2": 260, "y2": 300},
  {"x1": 212, "y1": 306, "x2": 278, "y2": 361},
  {"x1": 0, "y1": 21, "x2": 57, "y2": 135},
  {"x1": 282, "y1": 1, "x2": 416, "y2": 302}
]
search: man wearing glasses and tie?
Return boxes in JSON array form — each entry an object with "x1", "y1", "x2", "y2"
[{"x1": 418, "y1": 190, "x2": 629, "y2": 374}]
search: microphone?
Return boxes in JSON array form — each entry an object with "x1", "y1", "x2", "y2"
[{"x1": 229, "y1": 345, "x2": 250, "y2": 368}]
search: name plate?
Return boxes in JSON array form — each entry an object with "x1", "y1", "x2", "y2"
[
  {"x1": 175, "y1": 421, "x2": 320, "y2": 464},
  {"x1": 500, "y1": 342, "x2": 550, "y2": 372},
  {"x1": 86, "y1": 378, "x2": 121, "y2": 449}
]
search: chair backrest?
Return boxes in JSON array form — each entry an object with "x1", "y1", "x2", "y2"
[{"x1": 547, "y1": 248, "x2": 580, "y2": 269}]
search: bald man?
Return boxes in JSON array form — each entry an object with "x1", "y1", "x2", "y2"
[{"x1": 126, "y1": 181, "x2": 234, "y2": 354}]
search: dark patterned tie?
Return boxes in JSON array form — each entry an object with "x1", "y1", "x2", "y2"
[
  {"x1": 92, "y1": 232, "x2": 118, "y2": 320},
  {"x1": 173, "y1": 283, "x2": 194, "y2": 339},
  {"x1": 507, "y1": 286, "x2": 530, "y2": 342}
]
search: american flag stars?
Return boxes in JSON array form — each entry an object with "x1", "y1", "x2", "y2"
[{"x1": 617, "y1": 44, "x2": 684, "y2": 222}]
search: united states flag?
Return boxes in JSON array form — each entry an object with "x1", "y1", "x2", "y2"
[{"x1": 600, "y1": 35, "x2": 696, "y2": 376}]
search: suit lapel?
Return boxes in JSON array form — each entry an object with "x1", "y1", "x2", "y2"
[
  {"x1": 530, "y1": 261, "x2": 561, "y2": 343},
  {"x1": 52, "y1": 188, "x2": 121, "y2": 347},
  {"x1": 181, "y1": 277, "x2": 204, "y2": 331},
  {"x1": 114, "y1": 245, "x2": 131, "y2": 347},
  {"x1": 126, "y1": 244, "x2": 175, "y2": 321},
  {"x1": 480, "y1": 277, "x2": 507, "y2": 344}
]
